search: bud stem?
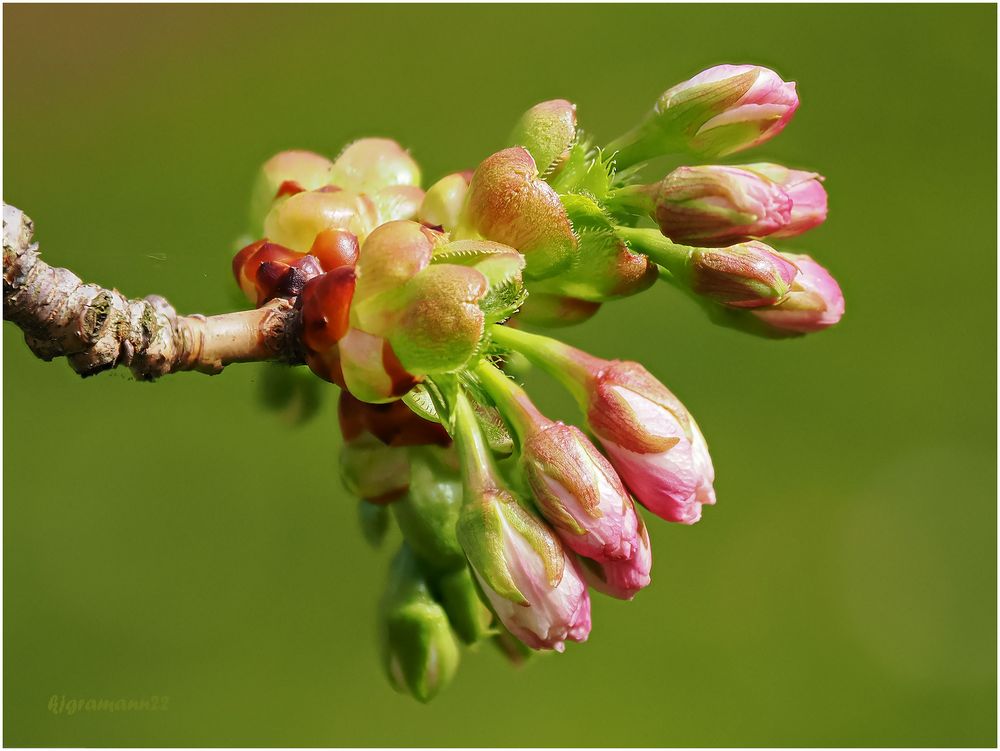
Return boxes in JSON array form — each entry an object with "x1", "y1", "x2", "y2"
[
  {"x1": 489, "y1": 325, "x2": 597, "y2": 409},
  {"x1": 614, "y1": 227, "x2": 694, "y2": 277},
  {"x1": 452, "y1": 388, "x2": 504, "y2": 498},
  {"x1": 473, "y1": 360, "x2": 549, "y2": 449}
]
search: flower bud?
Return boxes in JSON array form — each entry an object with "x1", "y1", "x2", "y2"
[
  {"x1": 535, "y1": 230, "x2": 657, "y2": 302},
  {"x1": 457, "y1": 489, "x2": 591, "y2": 651},
  {"x1": 638, "y1": 165, "x2": 793, "y2": 246},
  {"x1": 740, "y1": 163, "x2": 828, "y2": 238},
  {"x1": 418, "y1": 172, "x2": 472, "y2": 231},
  {"x1": 516, "y1": 292, "x2": 602, "y2": 328},
  {"x1": 585, "y1": 360, "x2": 716, "y2": 525},
  {"x1": 379, "y1": 546, "x2": 460, "y2": 703},
  {"x1": 750, "y1": 253, "x2": 844, "y2": 333},
  {"x1": 300, "y1": 266, "x2": 356, "y2": 352},
  {"x1": 392, "y1": 448, "x2": 466, "y2": 572},
  {"x1": 371, "y1": 185, "x2": 425, "y2": 224},
  {"x1": 434, "y1": 565, "x2": 493, "y2": 645},
  {"x1": 507, "y1": 99, "x2": 578, "y2": 177},
  {"x1": 330, "y1": 138, "x2": 421, "y2": 194},
  {"x1": 522, "y1": 423, "x2": 640, "y2": 563},
  {"x1": 609, "y1": 64, "x2": 799, "y2": 165},
  {"x1": 338, "y1": 327, "x2": 419, "y2": 404},
  {"x1": 249, "y1": 150, "x2": 334, "y2": 234},
  {"x1": 580, "y1": 513, "x2": 652, "y2": 600},
  {"x1": 263, "y1": 188, "x2": 380, "y2": 251},
  {"x1": 688, "y1": 241, "x2": 799, "y2": 308},
  {"x1": 386, "y1": 263, "x2": 489, "y2": 375},
  {"x1": 455, "y1": 147, "x2": 578, "y2": 280}
]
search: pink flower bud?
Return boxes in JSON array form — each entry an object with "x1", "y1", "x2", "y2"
[
  {"x1": 645, "y1": 165, "x2": 793, "y2": 246},
  {"x1": 666, "y1": 64, "x2": 799, "y2": 157},
  {"x1": 740, "y1": 163, "x2": 828, "y2": 238},
  {"x1": 586, "y1": 361, "x2": 716, "y2": 525},
  {"x1": 689, "y1": 241, "x2": 799, "y2": 308},
  {"x1": 750, "y1": 253, "x2": 844, "y2": 333},
  {"x1": 608, "y1": 64, "x2": 799, "y2": 165},
  {"x1": 522, "y1": 422, "x2": 640, "y2": 562},
  {"x1": 457, "y1": 490, "x2": 591, "y2": 651},
  {"x1": 580, "y1": 513, "x2": 652, "y2": 600}
]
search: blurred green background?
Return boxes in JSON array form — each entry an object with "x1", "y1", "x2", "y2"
[{"x1": 3, "y1": 4, "x2": 996, "y2": 746}]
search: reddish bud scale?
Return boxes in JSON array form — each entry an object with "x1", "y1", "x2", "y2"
[
  {"x1": 233, "y1": 239, "x2": 324, "y2": 305},
  {"x1": 309, "y1": 229, "x2": 360, "y2": 271},
  {"x1": 304, "y1": 346, "x2": 347, "y2": 388},
  {"x1": 275, "y1": 180, "x2": 306, "y2": 198},
  {"x1": 382, "y1": 339, "x2": 420, "y2": 398},
  {"x1": 338, "y1": 392, "x2": 451, "y2": 447},
  {"x1": 299, "y1": 267, "x2": 357, "y2": 352}
]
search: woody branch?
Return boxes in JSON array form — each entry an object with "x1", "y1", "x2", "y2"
[{"x1": 2, "y1": 203, "x2": 304, "y2": 380}]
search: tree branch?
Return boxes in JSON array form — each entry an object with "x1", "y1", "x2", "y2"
[{"x1": 3, "y1": 203, "x2": 305, "y2": 379}]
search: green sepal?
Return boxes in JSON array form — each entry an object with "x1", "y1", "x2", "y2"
[{"x1": 431, "y1": 240, "x2": 527, "y2": 323}]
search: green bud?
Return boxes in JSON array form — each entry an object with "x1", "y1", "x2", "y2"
[
  {"x1": 418, "y1": 172, "x2": 471, "y2": 231},
  {"x1": 249, "y1": 150, "x2": 334, "y2": 235},
  {"x1": 391, "y1": 448, "x2": 466, "y2": 571},
  {"x1": 330, "y1": 138, "x2": 422, "y2": 193},
  {"x1": 434, "y1": 566, "x2": 493, "y2": 645},
  {"x1": 515, "y1": 292, "x2": 602, "y2": 328},
  {"x1": 380, "y1": 546, "x2": 461, "y2": 703},
  {"x1": 507, "y1": 99, "x2": 578, "y2": 177}
]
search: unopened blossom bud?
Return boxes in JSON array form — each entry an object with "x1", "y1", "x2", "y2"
[
  {"x1": 371, "y1": 185, "x2": 425, "y2": 224},
  {"x1": 585, "y1": 361, "x2": 716, "y2": 524},
  {"x1": 740, "y1": 163, "x2": 828, "y2": 238},
  {"x1": 417, "y1": 172, "x2": 472, "y2": 231},
  {"x1": 688, "y1": 242, "x2": 799, "y2": 308},
  {"x1": 580, "y1": 513, "x2": 652, "y2": 600},
  {"x1": 475, "y1": 361, "x2": 640, "y2": 563},
  {"x1": 622, "y1": 165, "x2": 793, "y2": 246},
  {"x1": 338, "y1": 328, "x2": 418, "y2": 404},
  {"x1": 455, "y1": 147, "x2": 578, "y2": 280},
  {"x1": 434, "y1": 566, "x2": 493, "y2": 645},
  {"x1": 249, "y1": 150, "x2": 334, "y2": 234},
  {"x1": 516, "y1": 292, "x2": 602, "y2": 328},
  {"x1": 507, "y1": 99, "x2": 578, "y2": 177},
  {"x1": 329, "y1": 138, "x2": 421, "y2": 194},
  {"x1": 380, "y1": 546, "x2": 460, "y2": 703},
  {"x1": 457, "y1": 489, "x2": 591, "y2": 651},
  {"x1": 488, "y1": 327, "x2": 716, "y2": 525},
  {"x1": 614, "y1": 227, "x2": 798, "y2": 308},
  {"x1": 535, "y1": 230, "x2": 657, "y2": 302},
  {"x1": 608, "y1": 64, "x2": 799, "y2": 165},
  {"x1": 750, "y1": 253, "x2": 844, "y2": 334},
  {"x1": 263, "y1": 188, "x2": 380, "y2": 251},
  {"x1": 392, "y1": 448, "x2": 466, "y2": 572},
  {"x1": 522, "y1": 423, "x2": 641, "y2": 562}
]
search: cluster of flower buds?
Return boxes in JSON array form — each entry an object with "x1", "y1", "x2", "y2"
[{"x1": 231, "y1": 62, "x2": 845, "y2": 701}]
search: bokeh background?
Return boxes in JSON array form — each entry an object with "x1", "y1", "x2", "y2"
[{"x1": 3, "y1": 4, "x2": 996, "y2": 746}]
